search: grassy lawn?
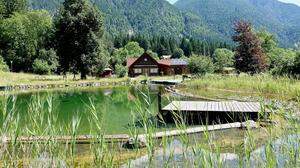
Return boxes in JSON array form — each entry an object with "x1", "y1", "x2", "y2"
[
  {"x1": 0, "y1": 71, "x2": 184, "y2": 86},
  {"x1": 0, "y1": 71, "x2": 133, "y2": 86}
]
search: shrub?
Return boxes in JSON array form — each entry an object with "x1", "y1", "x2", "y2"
[
  {"x1": 213, "y1": 48, "x2": 234, "y2": 71},
  {"x1": 115, "y1": 64, "x2": 127, "y2": 78},
  {"x1": 188, "y1": 55, "x2": 214, "y2": 75},
  {"x1": 32, "y1": 59, "x2": 52, "y2": 75},
  {"x1": 0, "y1": 55, "x2": 9, "y2": 72}
]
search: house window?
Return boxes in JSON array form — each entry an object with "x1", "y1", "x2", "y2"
[
  {"x1": 134, "y1": 68, "x2": 142, "y2": 74},
  {"x1": 150, "y1": 68, "x2": 158, "y2": 73}
]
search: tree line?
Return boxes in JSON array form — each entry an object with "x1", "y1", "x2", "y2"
[
  {"x1": 187, "y1": 21, "x2": 300, "y2": 77},
  {"x1": 0, "y1": 0, "x2": 299, "y2": 79},
  {"x1": 113, "y1": 35, "x2": 232, "y2": 58}
]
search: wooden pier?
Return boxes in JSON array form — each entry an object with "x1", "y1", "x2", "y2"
[
  {"x1": 138, "y1": 121, "x2": 257, "y2": 141},
  {"x1": 150, "y1": 79, "x2": 182, "y2": 85},
  {"x1": 2, "y1": 122, "x2": 257, "y2": 145},
  {"x1": 2, "y1": 134, "x2": 130, "y2": 144},
  {"x1": 160, "y1": 101, "x2": 266, "y2": 124},
  {"x1": 163, "y1": 101, "x2": 262, "y2": 113}
]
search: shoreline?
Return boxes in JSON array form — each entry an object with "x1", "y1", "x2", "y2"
[{"x1": 0, "y1": 79, "x2": 138, "y2": 93}]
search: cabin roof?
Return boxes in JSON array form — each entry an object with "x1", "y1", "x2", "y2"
[
  {"x1": 127, "y1": 53, "x2": 188, "y2": 68},
  {"x1": 158, "y1": 59, "x2": 188, "y2": 66},
  {"x1": 157, "y1": 59, "x2": 171, "y2": 66},
  {"x1": 170, "y1": 59, "x2": 188, "y2": 66},
  {"x1": 127, "y1": 53, "x2": 159, "y2": 68},
  {"x1": 126, "y1": 58, "x2": 138, "y2": 68}
]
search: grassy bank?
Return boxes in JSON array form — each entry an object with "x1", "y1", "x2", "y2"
[
  {"x1": 181, "y1": 74, "x2": 300, "y2": 101},
  {"x1": 0, "y1": 71, "x2": 132, "y2": 86}
]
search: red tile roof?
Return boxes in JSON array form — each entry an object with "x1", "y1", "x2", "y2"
[
  {"x1": 127, "y1": 54, "x2": 188, "y2": 68},
  {"x1": 157, "y1": 59, "x2": 172, "y2": 66},
  {"x1": 127, "y1": 58, "x2": 138, "y2": 67}
]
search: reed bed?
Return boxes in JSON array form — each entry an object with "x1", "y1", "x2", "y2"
[{"x1": 183, "y1": 74, "x2": 300, "y2": 101}]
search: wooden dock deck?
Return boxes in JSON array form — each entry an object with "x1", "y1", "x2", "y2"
[
  {"x1": 162, "y1": 101, "x2": 262, "y2": 113},
  {"x1": 160, "y1": 101, "x2": 265, "y2": 123},
  {"x1": 150, "y1": 79, "x2": 182, "y2": 85}
]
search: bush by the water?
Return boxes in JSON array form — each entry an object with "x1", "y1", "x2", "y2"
[
  {"x1": 0, "y1": 55, "x2": 9, "y2": 72},
  {"x1": 32, "y1": 59, "x2": 52, "y2": 75},
  {"x1": 115, "y1": 64, "x2": 127, "y2": 78},
  {"x1": 188, "y1": 55, "x2": 214, "y2": 75}
]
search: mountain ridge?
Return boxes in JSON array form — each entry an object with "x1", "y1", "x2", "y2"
[
  {"x1": 175, "y1": 0, "x2": 300, "y2": 47},
  {"x1": 29, "y1": 0, "x2": 223, "y2": 42},
  {"x1": 29, "y1": 0, "x2": 300, "y2": 47}
]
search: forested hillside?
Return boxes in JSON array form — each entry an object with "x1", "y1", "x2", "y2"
[
  {"x1": 29, "y1": 0, "x2": 222, "y2": 42},
  {"x1": 175, "y1": 0, "x2": 300, "y2": 47}
]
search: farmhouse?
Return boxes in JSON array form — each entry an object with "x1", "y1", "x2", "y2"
[{"x1": 127, "y1": 53, "x2": 189, "y2": 77}]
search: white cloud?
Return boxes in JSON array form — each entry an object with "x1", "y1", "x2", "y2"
[
  {"x1": 278, "y1": 0, "x2": 300, "y2": 6},
  {"x1": 166, "y1": 0, "x2": 178, "y2": 4}
]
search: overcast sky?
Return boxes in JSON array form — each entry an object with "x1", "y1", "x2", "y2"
[{"x1": 166, "y1": 0, "x2": 300, "y2": 6}]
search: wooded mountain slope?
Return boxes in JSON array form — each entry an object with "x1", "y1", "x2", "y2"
[
  {"x1": 29, "y1": 0, "x2": 300, "y2": 46},
  {"x1": 175, "y1": 0, "x2": 300, "y2": 47},
  {"x1": 29, "y1": 0, "x2": 222, "y2": 41}
]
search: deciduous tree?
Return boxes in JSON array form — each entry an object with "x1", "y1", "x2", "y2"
[
  {"x1": 55, "y1": 0, "x2": 105, "y2": 79},
  {"x1": 233, "y1": 21, "x2": 267, "y2": 73},
  {"x1": 268, "y1": 48, "x2": 296, "y2": 75},
  {"x1": 111, "y1": 41, "x2": 144, "y2": 66},
  {"x1": 188, "y1": 55, "x2": 214, "y2": 75},
  {"x1": 0, "y1": 10, "x2": 53, "y2": 72},
  {"x1": 0, "y1": 0, "x2": 28, "y2": 18},
  {"x1": 257, "y1": 30, "x2": 277, "y2": 54}
]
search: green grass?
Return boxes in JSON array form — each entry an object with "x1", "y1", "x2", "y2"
[
  {"x1": 0, "y1": 71, "x2": 186, "y2": 86},
  {"x1": 0, "y1": 71, "x2": 133, "y2": 86}
]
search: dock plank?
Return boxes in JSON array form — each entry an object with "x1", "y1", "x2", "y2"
[{"x1": 162, "y1": 101, "x2": 264, "y2": 113}]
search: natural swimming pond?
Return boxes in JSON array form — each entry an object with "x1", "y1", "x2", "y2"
[
  {"x1": 0, "y1": 85, "x2": 173, "y2": 135},
  {"x1": 1, "y1": 85, "x2": 298, "y2": 167}
]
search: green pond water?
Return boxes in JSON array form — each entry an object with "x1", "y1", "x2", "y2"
[{"x1": 0, "y1": 85, "x2": 172, "y2": 135}]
